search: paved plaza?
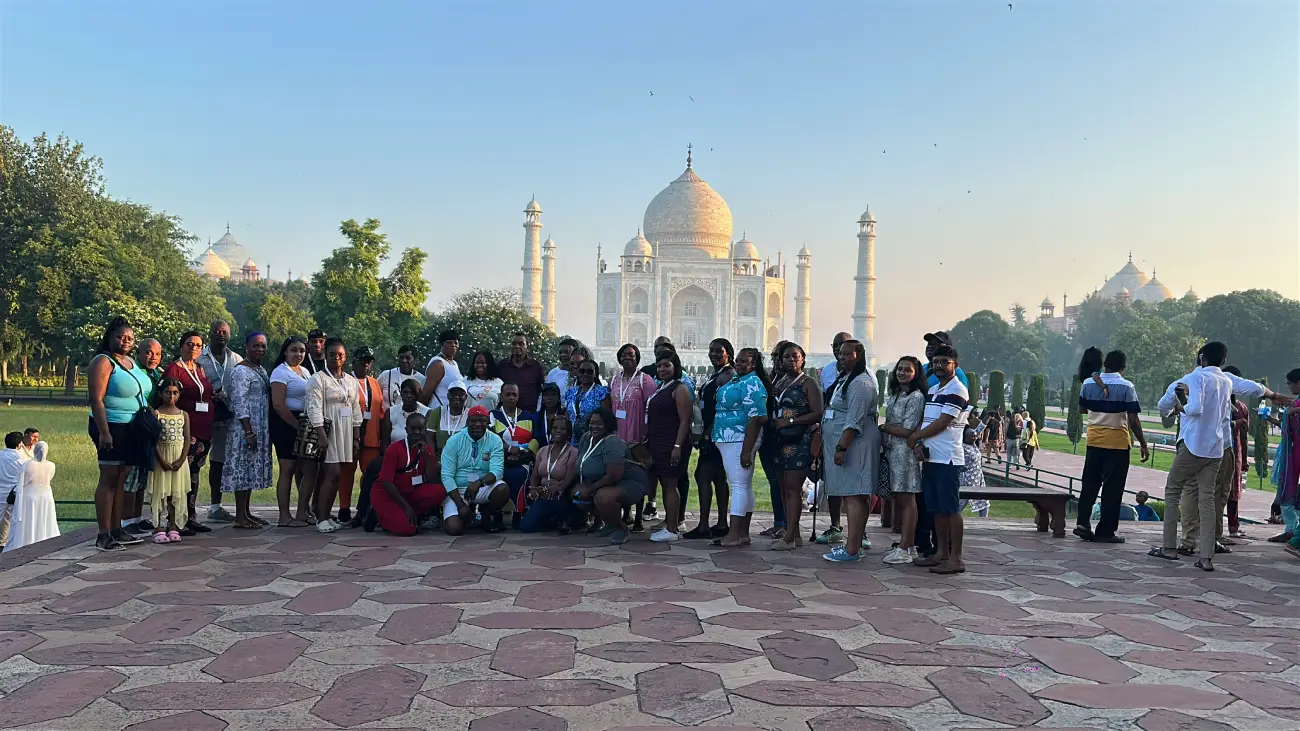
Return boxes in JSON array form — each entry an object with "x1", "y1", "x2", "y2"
[{"x1": 0, "y1": 517, "x2": 1298, "y2": 731}]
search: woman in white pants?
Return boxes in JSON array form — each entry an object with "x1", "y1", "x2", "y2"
[{"x1": 711, "y1": 347, "x2": 772, "y2": 547}]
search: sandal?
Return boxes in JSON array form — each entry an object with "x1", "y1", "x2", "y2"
[
  {"x1": 759, "y1": 526, "x2": 782, "y2": 538},
  {"x1": 1194, "y1": 559, "x2": 1214, "y2": 572},
  {"x1": 769, "y1": 539, "x2": 796, "y2": 551},
  {"x1": 167, "y1": 530, "x2": 182, "y2": 543},
  {"x1": 1176, "y1": 546, "x2": 1195, "y2": 556},
  {"x1": 152, "y1": 532, "x2": 170, "y2": 544},
  {"x1": 1147, "y1": 546, "x2": 1179, "y2": 561},
  {"x1": 682, "y1": 526, "x2": 712, "y2": 540},
  {"x1": 278, "y1": 519, "x2": 309, "y2": 528}
]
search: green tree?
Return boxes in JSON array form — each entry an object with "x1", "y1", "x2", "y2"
[
  {"x1": 1011, "y1": 373, "x2": 1025, "y2": 411},
  {"x1": 1066, "y1": 376, "x2": 1083, "y2": 452},
  {"x1": 1108, "y1": 315, "x2": 1202, "y2": 406},
  {"x1": 1027, "y1": 374, "x2": 1047, "y2": 430},
  {"x1": 1073, "y1": 295, "x2": 1140, "y2": 352},
  {"x1": 948, "y1": 309, "x2": 1043, "y2": 377},
  {"x1": 988, "y1": 371, "x2": 1006, "y2": 413},
  {"x1": 1009, "y1": 302, "x2": 1028, "y2": 327},
  {"x1": 1250, "y1": 377, "x2": 1270, "y2": 486},
  {"x1": 255, "y1": 293, "x2": 316, "y2": 347},
  {"x1": 875, "y1": 369, "x2": 888, "y2": 409},
  {"x1": 418, "y1": 288, "x2": 559, "y2": 373},
  {"x1": 1194, "y1": 290, "x2": 1300, "y2": 387},
  {"x1": 381, "y1": 247, "x2": 431, "y2": 346},
  {"x1": 967, "y1": 372, "x2": 981, "y2": 407}
]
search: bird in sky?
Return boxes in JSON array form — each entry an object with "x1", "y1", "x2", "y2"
[
  {"x1": 649, "y1": 90, "x2": 654, "y2": 96},
  {"x1": 690, "y1": 96, "x2": 695, "y2": 101},
  {"x1": 882, "y1": 149, "x2": 886, "y2": 154},
  {"x1": 934, "y1": 143, "x2": 937, "y2": 147},
  {"x1": 1008, "y1": 3, "x2": 1013, "y2": 9}
]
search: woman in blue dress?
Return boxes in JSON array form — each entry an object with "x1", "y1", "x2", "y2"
[{"x1": 563, "y1": 360, "x2": 611, "y2": 446}]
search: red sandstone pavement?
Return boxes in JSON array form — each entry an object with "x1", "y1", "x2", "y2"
[{"x1": 0, "y1": 515, "x2": 1298, "y2": 730}]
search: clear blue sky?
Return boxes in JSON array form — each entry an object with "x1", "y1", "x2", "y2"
[{"x1": 4, "y1": 0, "x2": 1296, "y2": 358}]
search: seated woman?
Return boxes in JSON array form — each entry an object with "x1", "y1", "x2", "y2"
[
  {"x1": 428, "y1": 380, "x2": 470, "y2": 452},
  {"x1": 572, "y1": 408, "x2": 649, "y2": 545},
  {"x1": 520, "y1": 414, "x2": 579, "y2": 533},
  {"x1": 440, "y1": 405, "x2": 511, "y2": 535},
  {"x1": 533, "y1": 383, "x2": 565, "y2": 447},
  {"x1": 5, "y1": 441, "x2": 59, "y2": 551},
  {"x1": 370, "y1": 413, "x2": 447, "y2": 537}
]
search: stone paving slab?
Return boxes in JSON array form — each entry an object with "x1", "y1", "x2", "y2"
[{"x1": 0, "y1": 514, "x2": 1298, "y2": 730}]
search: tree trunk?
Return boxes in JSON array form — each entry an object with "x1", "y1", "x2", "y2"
[
  {"x1": 64, "y1": 359, "x2": 78, "y2": 396},
  {"x1": 1, "y1": 360, "x2": 7, "y2": 384},
  {"x1": 20, "y1": 357, "x2": 28, "y2": 377}
]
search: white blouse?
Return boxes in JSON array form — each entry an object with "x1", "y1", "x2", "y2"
[{"x1": 466, "y1": 377, "x2": 504, "y2": 411}]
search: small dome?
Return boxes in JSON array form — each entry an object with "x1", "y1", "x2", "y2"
[
  {"x1": 623, "y1": 230, "x2": 653, "y2": 257},
  {"x1": 297, "y1": 272, "x2": 310, "y2": 283},
  {"x1": 242, "y1": 257, "x2": 257, "y2": 270},
  {"x1": 1183, "y1": 286, "x2": 1199, "y2": 301},
  {"x1": 1040, "y1": 297, "x2": 1054, "y2": 308},
  {"x1": 543, "y1": 235, "x2": 557, "y2": 249},
  {"x1": 192, "y1": 245, "x2": 231, "y2": 279},
  {"x1": 733, "y1": 235, "x2": 759, "y2": 261},
  {"x1": 525, "y1": 197, "x2": 542, "y2": 213},
  {"x1": 1116, "y1": 286, "x2": 1132, "y2": 300},
  {"x1": 797, "y1": 244, "x2": 812, "y2": 258},
  {"x1": 1133, "y1": 271, "x2": 1174, "y2": 303},
  {"x1": 858, "y1": 207, "x2": 875, "y2": 223}
]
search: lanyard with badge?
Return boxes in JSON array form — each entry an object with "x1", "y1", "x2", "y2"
[
  {"x1": 402, "y1": 440, "x2": 427, "y2": 485},
  {"x1": 545, "y1": 443, "x2": 570, "y2": 492},
  {"x1": 824, "y1": 377, "x2": 845, "y2": 421},
  {"x1": 613, "y1": 373, "x2": 640, "y2": 421},
  {"x1": 179, "y1": 360, "x2": 210, "y2": 413},
  {"x1": 579, "y1": 435, "x2": 607, "y2": 473},
  {"x1": 328, "y1": 373, "x2": 354, "y2": 419},
  {"x1": 644, "y1": 379, "x2": 677, "y2": 423},
  {"x1": 498, "y1": 407, "x2": 521, "y2": 445}
]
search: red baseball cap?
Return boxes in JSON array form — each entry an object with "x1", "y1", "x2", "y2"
[{"x1": 467, "y1": 405, "x2": 491, "y2": 419}]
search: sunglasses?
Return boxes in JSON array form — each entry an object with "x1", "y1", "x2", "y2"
[{"x1": 579, "y1": 369, "x2": 597, "y2": 375}]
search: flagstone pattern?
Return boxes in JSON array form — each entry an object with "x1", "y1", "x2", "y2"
[{"x1": 0, "y1": 519, "x2": 1297, "y2": 730}]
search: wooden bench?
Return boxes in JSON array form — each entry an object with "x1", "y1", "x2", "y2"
[{"x1": 960, "y1": 485, "x2": 1069, "y2": 537}]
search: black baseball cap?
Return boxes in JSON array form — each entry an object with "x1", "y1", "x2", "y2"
[
  {"x1": 354, "y1": 346, "x2": 376, "y2": 362},
  {"x1": 308, "y1": 329, "x2": 327, "y2": 340},
  {"x1": 923, "y1": 331, "x2": 952, "y2": 346}
]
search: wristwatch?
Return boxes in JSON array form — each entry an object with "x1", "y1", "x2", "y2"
[{"x1": 835, "y1": 445, "x2": 847, "y2": 453}]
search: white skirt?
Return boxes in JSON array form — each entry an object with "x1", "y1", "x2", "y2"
[{"x1": 5, "y1": 487, "x2": 60, "y2": 551}]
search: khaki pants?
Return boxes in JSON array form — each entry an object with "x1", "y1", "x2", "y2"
[
  {"x1": 1180, "y1": 447, "x2": 1234, "y2": 550},
  {"x1": 0, "y1": 500, "x2": 11, "y2": 548},
  {"x1": 1162, "y1": 443, "x2": 1220, "y2": 560}
]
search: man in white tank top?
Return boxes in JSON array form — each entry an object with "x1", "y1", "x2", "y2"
[{"x1": 420, "y1": 330, "x2": 463, "y2": 408}]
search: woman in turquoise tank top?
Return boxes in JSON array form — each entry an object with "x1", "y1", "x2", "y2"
[{"x1": 88, "y1": 317, "x2": 153, "y2": 553}]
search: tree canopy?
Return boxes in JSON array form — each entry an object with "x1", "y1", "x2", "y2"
[{"x1": 417, "y1": 288, "x2": 561, "y2": 374}]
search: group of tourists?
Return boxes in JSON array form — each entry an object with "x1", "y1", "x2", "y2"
[
  {"x1": 74, "y1": 313, "x2": 1300, "y2": 575},
  {"x1": 1072, "y1": 342, "x2": 1297, "y2": 571}
]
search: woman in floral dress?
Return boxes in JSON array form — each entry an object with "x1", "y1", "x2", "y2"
[
  {"x1": 221, "y1": 333, "x2": 273, "y2": 529},
  {"x1": 880, "y1": 356, "x2": 926, "y2": 564},
  {"x1": 563, "y1": 361, "x2": 611, "y2": 446}
]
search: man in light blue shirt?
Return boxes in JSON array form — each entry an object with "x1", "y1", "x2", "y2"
[{"x1": 440, "y1": 405, "x2": 510, "y2": 535}]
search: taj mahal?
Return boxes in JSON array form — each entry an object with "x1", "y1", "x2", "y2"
[{"x1": 518, "y1": 146, "x2": 879, "y2": 368}]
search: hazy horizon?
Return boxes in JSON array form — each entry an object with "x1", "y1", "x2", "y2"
[{"x1": 4, "y1": 1, "x2": 1296, "y2": 355}]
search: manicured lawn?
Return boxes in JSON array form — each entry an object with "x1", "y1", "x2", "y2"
[{"x1": 2, "y1": 403, "x2": 1038, "y2": 528}]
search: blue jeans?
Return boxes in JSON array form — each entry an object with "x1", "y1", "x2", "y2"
[
  {"x1": 519, "y1": 498, "x2": 576, "y2": 533},
  {"x1": 759, "y1": 441, "x2": 784, "y2": 528}
]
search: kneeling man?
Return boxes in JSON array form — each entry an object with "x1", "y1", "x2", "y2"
[
  {"x1": 441, "y1": 405, "x2": 511, "y2": 535},
  {"x1": 370, "y1": 413, "x2": 446, "y2": 537}
]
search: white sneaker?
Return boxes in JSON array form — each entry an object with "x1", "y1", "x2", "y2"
[
  {"x1": 316, "y1": 519, "x2": 338, "y2": 534},
  {"x1": 882, "y1": 547, "x2": 913, "y2": 564},
  {"x1": 650, "y1": 528, "x2": 681, "y2": 543},
  {"x1": 908, "y1": 546, "x2": 920, "y2": 559}
]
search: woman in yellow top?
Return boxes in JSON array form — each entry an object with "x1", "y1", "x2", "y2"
[{"x1": 1021, "y1": 412, "x2": 1040, "y2": 468}]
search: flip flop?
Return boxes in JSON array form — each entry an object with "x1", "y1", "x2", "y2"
[
  {"x1": 1147, "y1": 546, "x2": 1179, "y2": 561},
  {"x1": 1194, "y1": 559, "x2": 1214, "y2": 572},
  {"x1": 278, "y1": 520, "x2": 308, "y2": 528}
]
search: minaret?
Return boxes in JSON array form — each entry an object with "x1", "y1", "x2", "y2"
[
  {"x1": 794, "y1": 245, "x2": 812, "y2": 350},
  {"x1": 853, "y1": 207, "x2": 877, "y2": 364},
  {"x1": 521, "y1": 196, "x2": 543, "y2": 320},
  {"x1": 541, "y1": 236, "x2": 557, "y2": 331}
]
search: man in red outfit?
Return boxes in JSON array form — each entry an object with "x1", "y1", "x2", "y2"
[{"x1": 369, "y1": 413, "x2": 446, "y2": 536}]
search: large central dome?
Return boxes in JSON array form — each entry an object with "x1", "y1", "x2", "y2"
[{"x1": 642, "y1": 151, "x2": 733, "y2": 260}]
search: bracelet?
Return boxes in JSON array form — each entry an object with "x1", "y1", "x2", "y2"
[
  {"x1": 835, "y1": 445, "x2": 847, "y2": 453},
  {"x1": 673, "y1": 444, "x2": 681, "y2": 448}
]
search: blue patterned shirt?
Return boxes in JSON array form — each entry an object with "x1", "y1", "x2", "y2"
[{"x1": 711, "y1": 371, "x2": 768, "y2": 444}]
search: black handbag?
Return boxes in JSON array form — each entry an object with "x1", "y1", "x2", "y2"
[{"x1": 112, "y1": 358, "x2": 162, "y2": 468}]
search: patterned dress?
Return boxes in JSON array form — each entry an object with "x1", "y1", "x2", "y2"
[
  {"x1": 149, "y1": 412, "x2": 190, "y2": 526},
  {"x1": 564, "y1": 384, "x2": 610, "y2": 446},
  {"x1": 773, "y1": 374, "x2": 816, "y2": 470},
  {"x1": 609, "y1": 371, "x2": 655, "y2": 443},
  {"x1": 821, "y1": 374, "x2": 880, "y2": 497},
  {"x1": 884, "y1": 390, "x2": 924, "y2": 494},
  {"x1": 221, "y1": 364, "x2": 273, "y2": 493}
]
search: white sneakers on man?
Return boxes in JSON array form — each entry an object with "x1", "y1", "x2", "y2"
[
  {"x1": 882, "y1": 545, "x2": 918, "y2": 564},
  {"x1": 650, "y1": 528, "x2": 681, "y2": 543}
]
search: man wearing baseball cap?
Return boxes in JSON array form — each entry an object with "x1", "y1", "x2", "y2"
[
  {"x1": 923, "y1": 332, "x2": 969, "y2": 389},
  {"x1": 305, "y1": 329, "x2": 328, "y2": 374},
  {"x1": 440, "y1": 404, "x2": 511, "y2": 534}
]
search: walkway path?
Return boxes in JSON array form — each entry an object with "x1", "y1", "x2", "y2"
[
  {"x1": 0, "y1": 515, "x2": 1298, "y2": 730},
  {"x1": 1019, "y1": 449, "x2": 1278, "y2": 524}
]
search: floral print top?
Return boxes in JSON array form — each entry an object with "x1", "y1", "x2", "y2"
[{"x1": 711, "y1": 371, "x2": 768, "y2": 444}]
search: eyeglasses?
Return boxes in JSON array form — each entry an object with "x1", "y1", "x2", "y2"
[
  {"x1": 932, "y1": 358, "x2": 955, "y2": 367},
  {"x1": 579, "y1": 369, "x2": 597, "y2": 375}
]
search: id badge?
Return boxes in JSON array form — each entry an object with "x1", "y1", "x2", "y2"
[
  {"x1": 824, "y1": 408, "x2": 836, "y2": 420},
  {"x1": 412, "y1": 475, "x2": 423, "y2": 486},
  {"x1": 339, "y1": 407, "x2": 352, "y2": 418},
  {"x1": 363, "y1": 412, "x2": 372, "y2": 421},
  {"x1": 195, "y1": 402, "x2": 210, "y2": 413},
  {"x1": 615, "y1": 409, "x2": 628, "y2": 420}
]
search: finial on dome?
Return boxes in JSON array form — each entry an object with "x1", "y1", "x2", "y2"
[
  {"x1": 1128, "y1": 251, "x2": 1133, "y2": 263},
  {"x1": 686, "y1": 143, "x2": 692, "y2": 169},
  {"x1": 226, "y1": 221, "x2": 231, "y2": 234}
]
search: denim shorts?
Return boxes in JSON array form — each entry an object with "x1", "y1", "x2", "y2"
[{"x1": 921, "y1": 462, "x2": 962, "y2": 516}]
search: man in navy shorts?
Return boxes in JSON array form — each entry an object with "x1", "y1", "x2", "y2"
[{"x1": 908, "y1": 344, "x2": 970, "y2": 574}]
